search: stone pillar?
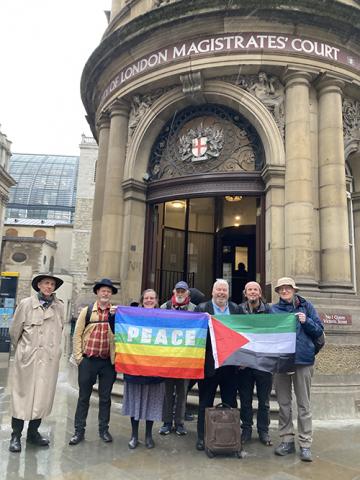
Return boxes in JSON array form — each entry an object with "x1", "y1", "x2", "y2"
[
  {"x1": 87, "y1": 114, "x2": 110, "y2": 281},
  {"x1": 262, "y1": 164, "x2": 285, "y2": 300},
  {"x1": 120, "y1": 180, "x2": 147, "y2": 304},
  {"x1": 110, "y1": 0, "x2": 124, "y2": 21},
  {"x1": 284, "y1": 71, "x2": 316, "y2": 286},
  {"x1": 98, "y1": 100, "x2": 129, "y2": 281},
  {"x1": 317, "y1": 78, "x2": 352, "y2": 289}
]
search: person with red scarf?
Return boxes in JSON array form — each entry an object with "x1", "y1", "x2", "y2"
[{"x1": 158, "y1": 281, "x2": 196, "y2": 436}]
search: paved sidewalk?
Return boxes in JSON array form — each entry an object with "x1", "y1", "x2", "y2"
[{"x1": 1, "y1": 352, "x2": 360, "y2": 480}]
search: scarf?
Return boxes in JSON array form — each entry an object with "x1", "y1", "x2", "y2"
[
  {"x1": 171, "y1": 293, "x2": 190, "y2": 309},
  {"x1": 38, "y1": 292, "x2": 55, "y2": 309}
]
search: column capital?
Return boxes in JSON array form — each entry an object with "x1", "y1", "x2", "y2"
[
  {"x1": 262, "y1": 164, "x2": 285, "y2": 190},
  {"x1": 96, "y1": 111, "x2": 110, "y2": 130},
  {"x1": 282, "y1": 69, "x2": 314, "y2": 89},
  {"x1": 109, "y1": 99, "x2": 130, "y2": 118},
  {"x1": 315, "y1": 73, "x2": 345, "y2": 97}
]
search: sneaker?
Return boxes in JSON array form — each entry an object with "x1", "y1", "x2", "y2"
[
  {"x1": 159, "y1": 423, "x2": 172, "y2": 435},
  {"x1": 274, "y1": 441, "x2": 296, "y2": 456},
  {"x1": 300, "y1": 447, "x2": 313, "y2": 462},
  {"x1": 175, "y1": 424, "x2": 187, "y2": 436},
  {"x1": 185, "y1": 412, "x2": 194, "y2": 421}
]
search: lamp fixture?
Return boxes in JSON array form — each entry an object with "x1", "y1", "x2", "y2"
[
  {"x1": 225, "y1": 195, "x2": 242, "y2": 202},
  {"x1": 170, "y1": 200, "x2": 185, "y2": 209}
]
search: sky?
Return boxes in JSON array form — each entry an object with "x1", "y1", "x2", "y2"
[{"x1": 0, "y1": 0, "x2": 111, "y2": 156}]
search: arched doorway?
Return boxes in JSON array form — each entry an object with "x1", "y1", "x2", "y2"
[{"x1": 142, "y1": 103, "x2": 266, "y2": 303}]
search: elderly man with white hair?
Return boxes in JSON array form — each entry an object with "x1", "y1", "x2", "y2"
[
  {"x1": 237, "y1": 281, "x2": 273, "y2": 446},
  {"x1": 271, "y1": 277, "x2": 324, "y2": 462},
  {"x1": 194, "y1": 279, "x2": 240, "y2": 451}
]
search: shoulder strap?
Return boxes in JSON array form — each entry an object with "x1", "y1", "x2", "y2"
[{"x1": 85, "y1": 303, "x2": 94, "y2": 326}]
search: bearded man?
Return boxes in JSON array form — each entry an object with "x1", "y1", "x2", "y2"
[{"x1": 158, "y1": 281, "x2": 196, "y2": 436}]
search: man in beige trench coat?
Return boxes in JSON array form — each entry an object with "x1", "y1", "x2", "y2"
[{"x1": 8, "y1": 273, "x2": 65, "y2": 453}]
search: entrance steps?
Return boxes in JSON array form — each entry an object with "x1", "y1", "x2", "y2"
[{"x1": 94, "y1": 374, "x2": 280, "y2": 419}]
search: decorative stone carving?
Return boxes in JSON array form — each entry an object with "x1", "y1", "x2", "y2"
[
  {"x1": 148, "y1": 104, "x2": 264, "y2": 181},
  {"x1": 343, "y1": 97, "x2": 360, "y2": 142},
  {"x1": 180, "y1": 72, "x2": 203, "y2": 95},
  {"x1": 128, "y1": 87, "x2": 172, "y2": 138},
  {"x1": 220, "y1": 72, "x2": 285, "y2": 139},
  {"x1": 179, "y1": 123, "x2": 224, "y2": 162}
]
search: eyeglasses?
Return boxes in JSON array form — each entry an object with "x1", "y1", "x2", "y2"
[{"x1": 278, "y1": 285, "x2": 293, "y2": 292}]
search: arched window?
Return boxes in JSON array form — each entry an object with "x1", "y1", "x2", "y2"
[
  {"x1": 33, "y1": 229, "x2": 46, "y2": 239},
  {"x1": 6, "y1": 228, "x2": 18, "y2": 237}
]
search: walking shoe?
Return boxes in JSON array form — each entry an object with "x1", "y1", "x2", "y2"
[
  {"x1": 26, "y1": 432, "x2": 50, "y2": 447},
  {"x1": 175, "y1": 424, "x2": 187, "y2": 436},
  {"x1": 259, "y1": 432, "x2": 273, "y2": 446},
  {"x1": 145, "y1": 436, "x2": 155, "y2": 449},
  {"x1": 196, "y1": 438, "x2": 205, "y2": 451},
  {"x1": 128, "y1": 436, "x2": 138, "y2": 449},
  {"x1": 9, "y1": 434, "x2": 21, "y2": 453},
  {"x1": 159, "y1": 423, "x2": 172, "y2": 435},
  {"x1": 69, "y1": 432, "x2": 84, "y2": 446},
  {"x1": 274, "y1": 441, "x2": 296, "y2": 456},
  {"x1": 185, "y1": 412, "x2": 194, "y2": 421},
  {"x1": 241, "y1": 429, "x2": 252, "y2": 443},
  {"x1": 300, "y1": 447, "x2": 313, "y2": 462},
  {"x1": 99, "y1": 430, "x2": 113, "y2": 443}
]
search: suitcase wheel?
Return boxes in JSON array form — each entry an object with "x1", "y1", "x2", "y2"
[{"x1": 205, "y1": 447, "x2": 215, "y2": 458}]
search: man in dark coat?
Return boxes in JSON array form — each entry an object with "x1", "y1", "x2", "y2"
[
  {"x1": 194, "y1": 279, "x2": 239, "y2": 451},
  {"x1": 237, "y1": 281, "x2": 273, "y2": 446}
]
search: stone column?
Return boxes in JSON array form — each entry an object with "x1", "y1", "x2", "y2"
[
  {"x1": 87, "y1": 114, "x2": 110, "y2": 281},
  {"x1": 120, "y1": 180, "x2": 147, "y2": 304},
  {"x1": 284, "y1": 71, "x2": 316, "y2": 286},
  {"x1": 98, "y1": 100, "x2": 129, "y2": 281},
  {"x1": 262, "y1": 164, "x2": 285, "y2": 300},
  {"x1": 317, "y1": 77, "x2": 352, "y2": 289},
  {"x1": 110, "y1": 0, "x2": 124, "y2": 21}
]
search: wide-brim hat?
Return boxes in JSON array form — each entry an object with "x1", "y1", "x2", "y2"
[
  {"x1": 93, "y1": 278, "x2": 118, "y2": 294},
  {"x1": 32, "y1": 273, "x2": 64, "y2": 292},
  {"x1": 274, "y1": 277, "x2": 299, "y2": 293}
]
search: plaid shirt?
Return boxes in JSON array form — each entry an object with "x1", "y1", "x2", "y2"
[{"x1": 84, "y1": 303, "x2": 110, "y2": 359}]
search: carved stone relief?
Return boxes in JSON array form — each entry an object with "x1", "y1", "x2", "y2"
[
  {"x1": 153, "y1": 0, "x2": 173, "y2": 7},
  {"x1": 343, "y1": 98, "x2": 360, "y2": 144},
  {"x1": 148, "y1": 104, "x2": 264, "y2": 181},
  {"x1": 219, "y1": 72, "x2": 285, "y2": 139},
  {"x1": 128, "y1": 87, "x2": 173, "y2": 139}
]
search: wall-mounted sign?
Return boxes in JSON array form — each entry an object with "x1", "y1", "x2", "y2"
[
  {"x1": 101, "y1": 32, "x2": 360, "y2": 105},
  {"x1": 319, "y1": 312, "x2": 352, "y2": 325}
]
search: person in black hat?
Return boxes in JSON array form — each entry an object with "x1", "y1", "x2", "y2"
[
  {"x1": 69, "y1": 278, "x2": 118, "y2": 446},
  {"x1": 8, "y1": 273, "x2": 64, "y2": 453}
]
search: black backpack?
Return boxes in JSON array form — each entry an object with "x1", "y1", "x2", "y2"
[{"x1": 82, "y1": 303, "x2": 115, "y2": 333}]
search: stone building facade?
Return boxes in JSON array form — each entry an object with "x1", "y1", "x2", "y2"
[
  {"x1": 81, "y1": 1, "x2": 360, "y2": 416},
  {"x1": 0, "y1": 127, "x2": 16, "y2": 243}
]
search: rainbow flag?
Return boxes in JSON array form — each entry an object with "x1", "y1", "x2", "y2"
[{"x1": 115, "y1": 306, "x2": 208, "y2": 379}]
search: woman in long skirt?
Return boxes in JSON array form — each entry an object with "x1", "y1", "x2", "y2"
[{"x1": 122, "y1": 289, "x2": 165, "y2": 449}]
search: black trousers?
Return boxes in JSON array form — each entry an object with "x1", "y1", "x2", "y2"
[
  {"x1": 237, "y1": 367, "x2": 273, "y2": 434},
  {"x1": 197, "y1": 366, "x2": 237, "y2": 439},
  {"x1": 74, "y1": 356, "x2": 116, "y2": 434},
  {"x1": 11, "y1": 417, "x2": 41, "y2": 436}
]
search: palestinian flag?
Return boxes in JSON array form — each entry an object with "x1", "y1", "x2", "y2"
[
  {"x1": 115, "y1": 306, "x2": 208, "y2": 379},
  {"x1": 209, "y1": 313, "x2": 296, "y2": 373}
]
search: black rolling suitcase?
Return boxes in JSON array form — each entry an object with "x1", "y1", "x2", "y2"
[{"x1": 204, "y1": 403, "x2": 242, "y2": 458}]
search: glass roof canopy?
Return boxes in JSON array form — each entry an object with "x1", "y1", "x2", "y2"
[{"x1": 7, "y1": 154, "x2": 79, "y2": 224}]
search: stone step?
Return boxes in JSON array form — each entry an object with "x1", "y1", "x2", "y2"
[{"x1": 94, "y1": 376, "x2": 279, "y2": 417}]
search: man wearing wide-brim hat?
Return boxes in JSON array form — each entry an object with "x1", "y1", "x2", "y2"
[
  {"x1": 69, "y1": 278, "x2": 118, "y2": 446},
  {"x1": 8, "y1": 273, "x2": 65, "y2": 453},
  {"x1": 271, "y1": 277, "x2": 324, "y2": 463}
]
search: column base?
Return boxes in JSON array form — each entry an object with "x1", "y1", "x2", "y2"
[{"x1": 318, "y1": 281, "x2": 355, "y2": 293}]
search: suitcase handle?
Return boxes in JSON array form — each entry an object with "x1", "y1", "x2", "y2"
[{"x1": 214, "y1": 402, "x2": 233, "y2": 409}]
